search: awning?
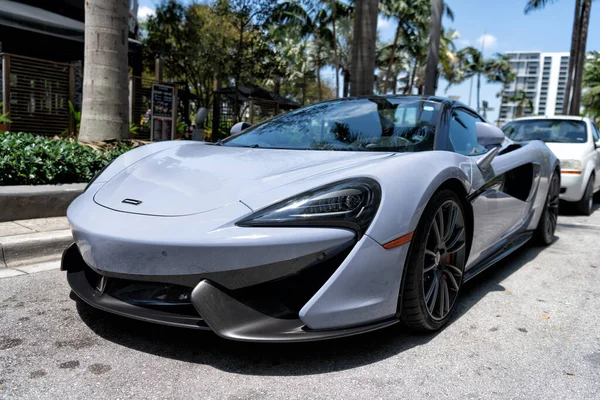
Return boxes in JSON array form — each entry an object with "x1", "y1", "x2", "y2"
[
  {"x1": 0, "y1": 0, "x2": 141, "y2": 47},
  {"x1": 0, "y1": 0, "x2": 84, "y2": 42}
]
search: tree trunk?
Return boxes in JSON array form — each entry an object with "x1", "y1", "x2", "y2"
[
  {"x1": 406, "y1": 59, "x2": 418, "y2": 94},
  {"x1": 79, "y1": 0, "x2": 129, "y2": 142},
  {"x1": 476, "y1": 72, "x2": 481, "y2": 113},
  {"x1": 383, "y1": 22, "x2": 402, "y2": 94},
  {"x1": 570, "y1": 0, "x2": 592, "y2": 115},
  {"x1": 316, "y1": 52, "x2": 322, "y2": 101},
  {"x1": 350, "y1": 0, "x2": 379, "y2": 96},
  {"x1": 563, "y1": 0, "x2": 582, "y2": 114},
  {"x1": 234, "y1": 19, "x2": 245, "y2": 123},
  {"x1": 342, "y1": 69, "x2": 350, "y2": 97},
  {"x1": 332, "y1": 0, "x2": 339, "y2": 97},
  {"x1": 302, "y1": 74, "x2": 307, "y2": 106},
  {"x1": 424, "y1": 0, "x2": 443, "y2": 96}
]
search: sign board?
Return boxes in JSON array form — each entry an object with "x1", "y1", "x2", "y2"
[{"x1": 150, "y1": 84, "x2": 176, "y2": 141}]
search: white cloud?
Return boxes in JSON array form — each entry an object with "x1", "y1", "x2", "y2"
[
  {"x1": 476, "y1": 34, "x2": 497, "y2": 50},
  {"x1": 377, "y1": 16, "x2": 390, "y2": 29},
  {"x1": 138, "y1": 6, "x2": 155, "y2": 21}
]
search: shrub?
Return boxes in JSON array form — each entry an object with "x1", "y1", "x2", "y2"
[{"x1": 0, "y1": 132, "x2": 135, "y2": 185}]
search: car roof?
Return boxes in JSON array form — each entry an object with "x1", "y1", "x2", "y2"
[
  {"x1": 334, "y1": 94, "x2": 473, "y2": 111},
  {"x1": 510, "y1": 115, "x2": 589, "y2": 122}
]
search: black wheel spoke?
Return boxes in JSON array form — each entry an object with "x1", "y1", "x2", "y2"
[
  {"x1": 437, "y1": 209, "x2": 445, "y2": 244},
  {"x1": 446, "y1": 264, "x2": 463, "y2": 277},
  {"x1": 432, "y1": 214, "x2": 443, "y2": 246},
  {"x1": 446, "y1": 226, "x2": 464, "y2": 250},
  {"x1": 423, "y1": 262, "x2": 436, "y2": 273},
  {"x1": 444, "y1": 270, "x2": 460, "y2": 290},
  {"x1": 422, "y1": 199, "x2": 466, "y2": 321},
  {"x1": 444, "y1": 205, "x2": 457, "y2": 242},
  {"x1": 438, "y1": 278, "x2": 445, "y2": 316},
  {"x1": 426, "y1": 278, "x2": 439, "y2": 310}
]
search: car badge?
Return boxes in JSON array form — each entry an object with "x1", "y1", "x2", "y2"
[
  {"x1": 96, "y1": 276, "x2": 107, "y2": 294},
  {"x1": 122, "y1": 198, "x2": 143, "y2": 205}
]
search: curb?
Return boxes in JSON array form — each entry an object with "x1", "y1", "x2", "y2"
[
  {"x1": 0, "y1": 184, "x2": 85, "y2": 222},
  {"x1": 0, "y1": 230, "x2": 72, "y2": 268}
]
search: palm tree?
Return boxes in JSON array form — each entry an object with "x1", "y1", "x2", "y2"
[
  {"x1": 485, "y1": 52, "x2": 517, "y2": 104},
  {"x1": 79, "y1": 0, "x2": 129, "y2": 141},
  {"x1": 457, "y1": 47, "x2": 486, "y2": 110},
  {"x1": 508, "y1": 90, "x2": 534, "y2": 118},
  {"x1": 350, "y1": 0, "x2": 379, "y2": 96},
  {"x1": 525, "y1": 0, "x2": 593, "y2": 115},
  {"x1": 582, "y1": 51, "x2": 600, "y2": 124},
  {"x1": 336, "y1": 15, "x2": 354, "y2": 97},
  {"x1": 270, "y1": 1, "x2": 348, "y2": 101}
]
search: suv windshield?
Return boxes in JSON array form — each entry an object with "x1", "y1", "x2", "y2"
[
  {"x1": 222, "y1": 98, "x2": 440, "y2": 152},
  {"x1": 502, "y1": 119, "x2": 588, "y2": 143}
]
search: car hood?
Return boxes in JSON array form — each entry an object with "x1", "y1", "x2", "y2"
[
  {"x1": 543, "y1": 142, "x2": 589, "y2": 162},
  {"x1": 93, "y1": 143, "x2": 395, "y2": 216}
]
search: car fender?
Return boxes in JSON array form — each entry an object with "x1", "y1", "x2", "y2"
[{"x1": 363, "y1": 150, "x2": 473, "y2": 246}]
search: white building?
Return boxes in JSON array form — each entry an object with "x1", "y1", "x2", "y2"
[{"x1": 498, "y1": 51, "x2": 570, "y2": 124}]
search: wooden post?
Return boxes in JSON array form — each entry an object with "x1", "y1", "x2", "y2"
[
  {"x1": 2, "y1": 54, "x2": 11, "y2": 131},
  {"x1": 155, "y1": 58, "x2": 164, "y2": 83},
  {"x1": 68, "y1": 64, "x2": 75, "y2": 135},
  {"x1": 249, "y1": 98, "x2": 254, "y2": 124}
]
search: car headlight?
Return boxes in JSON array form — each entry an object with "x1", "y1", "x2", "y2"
[
  {"x1": 237, "y1": 178, "x2": 381, "y2": 237},
  {"x1": 560, "y1": 159, "x2": 582, "y2": 171}
]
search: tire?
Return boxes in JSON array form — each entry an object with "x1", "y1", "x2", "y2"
[
  {"x1": 400, "y1": 189, "x2": 468, "y2": 332},
  {"x1": 534, "y1": 171, "x2": 560, "y2": 246},
  {"x1": 577, "y1": 175, "x2": 594, "y2": 216}
]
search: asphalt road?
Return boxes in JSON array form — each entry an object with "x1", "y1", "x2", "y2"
[{"x1": 1, "y1": 206, "x2": 600, "y2": 399}]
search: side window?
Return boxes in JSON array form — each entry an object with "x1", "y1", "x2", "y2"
[
  {"x1": 591, "y1": 123, "x2": 600, "y2": 142},
  {"x1": 449, "y1": 109, "x2": 486, "y2": 156}
]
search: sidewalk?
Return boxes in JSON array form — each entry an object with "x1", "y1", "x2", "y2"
[{"x1": 0, "y1": 217, "x2": 72, "y2": 278}]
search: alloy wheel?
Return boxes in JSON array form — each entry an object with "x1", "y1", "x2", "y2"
[
  {"x1": 545, "y1": 173, "x2": 560, "y2": 238},
  {"x1": 422, "y1": 200, "x2": 467, "y2": 321}
]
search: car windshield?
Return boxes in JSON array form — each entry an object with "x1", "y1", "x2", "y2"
[
  {"x1": 502, "y1": 119, "x2": 588, "y2": 143},
  {"x1": 221, "y1": 98, "x2": 440, "y2": 152}
]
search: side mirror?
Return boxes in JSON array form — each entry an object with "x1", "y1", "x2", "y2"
[
  {"x1": 475, "y1": 122, "x2": 504, "y2": 171},
  {"x1": 230, "y1": 122, "x2": 252, "y2": 135},
  {"x1": 476, "y1": 121, "x2": 505, "y2": 148},
  {"x1": 595, "y1": 139, "x2": 600, "y2": 149}
]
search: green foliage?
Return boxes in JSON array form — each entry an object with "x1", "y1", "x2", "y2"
[
  {"x1": 0, "y1": 102, "x2": 11, "y2": 124},
  {"x1": 68, "y1": 100, "x2": 81, "y2": 133},
  {"x1": 0, "y1": 132, "x2": 134, "y2": 186},
  {"x1": 582, "y1": 51, "x2": 600, "y2": 124}
]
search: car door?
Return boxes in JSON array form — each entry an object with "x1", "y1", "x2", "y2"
[
  {"x1": 590, "y1": 122, "x2": 600, "y2": 191},
  {"x1": 447, "y1": 108, "x2": 530, "y2": 270}
]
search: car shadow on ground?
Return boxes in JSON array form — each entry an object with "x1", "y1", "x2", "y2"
[{"x1": 75, "y1": 237, "x2": 557, "y2": 376}]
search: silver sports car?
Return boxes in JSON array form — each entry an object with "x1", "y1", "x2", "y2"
[{"x1": 62, "y1": 96, "x2": 560, "y2": 342}]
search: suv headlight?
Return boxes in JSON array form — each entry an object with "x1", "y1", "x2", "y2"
[
  {"x1": 237, "y1": 178, "x2": 381, "y2": 237},
  {"x1": 560, "y1": 159, "x2": 582, "y2": 171}
]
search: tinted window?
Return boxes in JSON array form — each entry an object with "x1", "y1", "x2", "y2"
[
  {"x1": 592, "y1": 123, "x2": 600, "y2": 142},
  {"x1": 449, "y1": 109, "x2": 486, "y2": 155},
  {"x1": 502, "y1": 119, "x2": 588, "y2": 143},
  {"x1": 222, "y1": 98, "x2": 440, "y2": 152}
]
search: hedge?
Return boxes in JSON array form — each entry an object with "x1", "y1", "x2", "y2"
[{"x1": 0, "y1": 132, "x2": 136, "y2": 185}]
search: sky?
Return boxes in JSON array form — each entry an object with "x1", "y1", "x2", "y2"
[{"x1": 137, "y1": 0, "x2": 600, "y2": 123}]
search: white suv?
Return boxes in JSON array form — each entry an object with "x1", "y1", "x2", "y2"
[{"x1": 502, "y1": 116, "x2": 600, "y2": 215}]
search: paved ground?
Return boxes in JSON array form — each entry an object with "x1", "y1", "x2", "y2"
[
  {"x1": 0, "y1": 217, "x2": 70, "y2": 275},
  {"x1": 1, "y1": 208, "x2": 600, "y2": 399}
]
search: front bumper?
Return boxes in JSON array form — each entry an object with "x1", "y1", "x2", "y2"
[
  {"x1": 560, "y1": 172, "x2": 586, "y2": 202},
  {"x1": 63, "y1": 243, "x2": 400, "y2": 342}
]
